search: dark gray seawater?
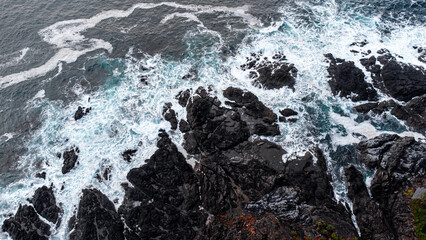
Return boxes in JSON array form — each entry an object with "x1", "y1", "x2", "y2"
[{"x1": 0, "y1": 0, "x2": 425, "y2": 239}]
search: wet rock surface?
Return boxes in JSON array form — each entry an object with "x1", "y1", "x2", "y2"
[
  {"x1": 349, "y1": 135, "x2": 426, "y2": 239},
  {"x1": 30, "y1": 186, "x2": 61, "y2": 224},
  {"x1": 354, "y1": 95, "x2": 426, "y2": 132},
  {"x1": 122, "y1": 149, "x2": 137, "y2": 162},
  {"x1": 325, "y1": 53, "x2": 378, "y2": 101},
  {"x1": 345, "y1": 166, "x2": 393, "y2": 239},
  {"x1": 162, "y1": 102, "x2": 178, "y2": 130},
  {"x1": 2, "y1": 205, "x2": 51, "y2": 240},
  {"x1": 69, "y1": 189, "x2": 124, "y2": 240},
  {"x1": 74, "y1": 106, "x2": 91, "y2": 120},
  {"x1": 360, "y1": 50, "x2": 426, "y2": 102},
  {"x1": 240, "y1": 52, "x2": 297, "y2": 90},
  {"x1": 62, "y1": 146, "x2": 79, "y2": 174},
  {"x1": 119, "y1": 131, "x2": 206, "y2": 240}
]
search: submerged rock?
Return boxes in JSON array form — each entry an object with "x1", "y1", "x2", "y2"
[
  {"x1": 241, "y1": 52, "x2": 297, "y2": 90},
  {"x1": 31, "y1": 186, "x2": 61, "y2": 224},
  {"x1": 69, "y1": 189, "x2": 124, "y2": 240},
  {"x1": 2, "y1": 205, "x2": 51, "y2": 240},
  {"x1": 62, "y1": 146, "x2": 79, "y2": 174},
  {"x1": 325, "y1": 53, "x2": 378, "y2": 101}
]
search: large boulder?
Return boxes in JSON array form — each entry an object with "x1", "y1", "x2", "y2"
[
  {"x1": 2, "y1": 205, "x2": 51, "y2": 240},
  {"x1": 325, "y1": 53, "x2": 378, "y2": 101},
  {"x1": 118, "y1": 131, "x2": 206, "y2": 240},
  {"x1": 69, "y1": 189, "x2": 124, "y2": 240}
]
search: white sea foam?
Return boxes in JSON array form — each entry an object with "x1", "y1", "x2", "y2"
[{"x1": 0, "y1": 47, "x2": 30, "y2": 69}]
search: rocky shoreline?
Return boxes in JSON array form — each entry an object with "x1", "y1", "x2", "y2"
[{"x1": 2, "y1": 49, "x2": 426, "y2": 240}]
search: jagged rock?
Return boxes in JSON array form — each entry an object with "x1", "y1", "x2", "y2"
[
  {"x1": 223, "y1": 87, "x2": 280, "y2": 136},
  {"x1": 197, "y1": 140, "x2": 286, "y2": 215},
  {"x1": 162, "y1": 102, "x2": 178, "y2": 130},
  {"x1": 391, "y1": 95, "x2": 426, "y2": 132},
  {"x1": 122, "y1": 149, "x2": 136, "y2": 162},
  {"x1": 35, "y1": 172, "x2": 46, "y2": 179},
  {"x1": 240, "y1": 52, "x2": 297, "y2": 90},
  {"x1": 247, "y1": 149, "x2": 358, "y2": 239},
  {"x1": 31, "y1": 186, "x2": 61, "y2": 223},
  {"x1": 62, "y1": 146, "x2": 79, "y2": 174},
  {"x1": 183, "y1": 87, "x2": 251, "y2": 154},
  {"x1": 74, "y1": 106, "x2": 91, "y2": 120},
  {"x1": 2, "y1": 205, "x2": 51, "y2": 240},
  {"x1": 381, "y1": 60, "x2": 426, "y2": 101},
  {"x1": 118, "y1": 131, "x2": 206, "y2": 240},
  {"x1": 354, "y1": 96, "x2": 425, "y2": 132},
  {"x1": 176, "y1": 89, "x2": 191, "y2": 107},
  {"x1": 69, "y1": 189, "x2": 124, "y2": 240},
  {"x1": 325, "y1": 53, "x2": 378, "y2": 101},
  {"x1": 355, "y1": 135, "x2": 426, "y2": 239},
  {"x1": 179, "y1": 119, "x2": 190, "y2": 133},
  {"x1": 361, "y1": 50, "x2": 426, "y2": 102},
  {"x1": 345, "y1": 166, "x2": 393, "y2": 239}
]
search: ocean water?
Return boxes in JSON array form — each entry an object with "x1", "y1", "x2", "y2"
[{"x1": 0, "y1": 0, "x2": 425, "y2": 239}]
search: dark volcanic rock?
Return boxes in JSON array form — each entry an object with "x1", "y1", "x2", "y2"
[
  {"x1": 361, "y1": 51, "x2": 426, "y2": 102},
  {"x1": 240, "y1": 52, "x2": 297, "y2": 90},
  {"x1": 119, "y1": 131, "x2": 206, "y2": 240},
  {"x1": 355, "y1": 135, "x2": 426, "y2": 239},
  {"x1": 62, "y1": 146, "x2": 79, "y2": 174},
  {"x1": 69, "y1": 189, "x2": 124, "y2": 240},
  {"x1": 197, "y1": 140, "x2": 286, "y2": 214},
  {"x1": 2, "y1": 205, "x2": 51, "y2": 240},
  {"x1": 345, "y1": 166, "x2": 393, "y2": 239},
  {"x1": 325, "y1": 53, "x2": 378, "y2": 101},
  {"x1": 246, "y1": 149, "x2": 358, "y2": 239},
  {"x1": 391, "y1": 95, "x2": 426, "y2": 132},
  {"x1": 122, "y1": 149, "x2": 137, "y2": 162},
  {"x1": 162, "y1": 102, "x2": 178, "y2": 130},
  {"x1": 176, "y1": 89, "x2": 191, "y2": 107},
  {"x1": 183, "y1": 87, "x2": 251, "y2": 154},
  {"x1": 223, "y1": 87, "x2": 280, "y2": 136},
  {"x1": 179, "y1": 119, "x2": 190, "y2": 133},
  {"x1": 31, "y1": 186, "x2": 61, "y2": 223},
  {"x1": 74, "y1": 106, "x2": 91, "y2": 120}
]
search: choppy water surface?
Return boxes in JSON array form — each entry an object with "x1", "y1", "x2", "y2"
[{"x1": 0, "y1": 0, "x2": 425, "y2": 239}]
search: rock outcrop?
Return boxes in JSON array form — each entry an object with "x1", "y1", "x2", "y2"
[
  {"x1": 360, "y1": 50, "x2": 426, "y2": 102},
  {"x1": 348, "y1": 135, "x2": 426, "y2": 239},
  {"x1": 30, "y1": 186, "x2": 61, "y2": 224},
  {"x1": 69, "y1": 189, "x2": 124, "y2": 240},
  {"x1": 240, "y1": 52, "x2": 297, "y2": 90},
  {"x1": 325, "y1": 53, "x2": 378, "y2": 101},
  {"x1": 2, "y1": 205, "x2": 51, "y2": 240},
  {"x1": 118, "y1": 131, "x2": 206, "y2": 240}
]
